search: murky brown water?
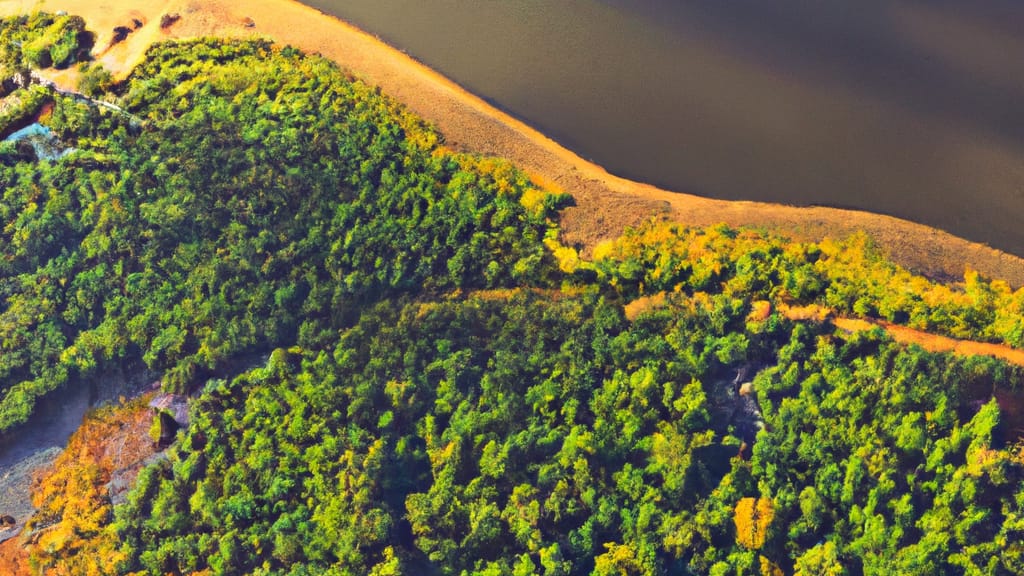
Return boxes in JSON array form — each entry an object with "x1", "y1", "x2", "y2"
[{"x1": 305, "y1": 0, "x2": 1024, "y2": 257}]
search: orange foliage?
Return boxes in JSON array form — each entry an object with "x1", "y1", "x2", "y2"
[
  {"x1": 26, "y1": 395, "x2": 157, "y2": 575},
  {"x1": 624, "y1": 292, "x2": 668, "y2": 321},
  {"x1": 0, "y1": 537, "x2": 33, "y2": 575},
  {"x1": 734, "y1": 497, "x2": 775, "y2": 550},
  {"x1": 747, "y1": 300, "x2": 772, "y2": 323},
  {"x1": 779, "y1": 302, "x2": 832, "y2": 323},
  {"x1": 760, "y1": 555, "x2": 784, "y2": 576}
]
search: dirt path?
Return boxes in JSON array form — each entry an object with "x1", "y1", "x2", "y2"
[
  {"x1": 779, "y1": 303, "x2": 1024, "y2": 367},
  {"x1": 835, "y1": 314, "x2": 1024, "y2": 434},
  {"x1": 3, "y1": 0, "x2": 1024, "y2": 286},
  {"x1": 836, "y1": 317, "x2": 1024, "y2": 367}
]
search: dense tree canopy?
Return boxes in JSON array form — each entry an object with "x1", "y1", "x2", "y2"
[
  {"x1": 3, "y1": 15, "x2": 1024, "y2": 576},
  {"x1": 113, "y1": 289, "x2": 1024, "y2": 575},
  {"x1": 0, "y1": 12, "x2": 91, "y2": 74},
  {"x1": 0, "y1": 33, "x2": 562, "y2": 432}
]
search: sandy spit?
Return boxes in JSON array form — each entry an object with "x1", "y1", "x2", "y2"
[{"x1": 3, "y1": 0, "x2": 1023, "y2": 286}]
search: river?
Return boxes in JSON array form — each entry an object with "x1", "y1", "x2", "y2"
[
  {"x1": 304, "y1": 0, "x2": 1024, "y2": 258},
  {"x1": 0, "y1": 365, "x2": 156, "y2": 541},
  {"x1": 0, "y1": 365, "x2": 156, "y2": 473}
]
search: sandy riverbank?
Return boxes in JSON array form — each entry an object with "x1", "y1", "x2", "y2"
[{"x1": 3, "y1": 0, "x2": 1023, "y2": 286}]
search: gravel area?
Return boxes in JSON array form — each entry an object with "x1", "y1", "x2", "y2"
[{"x1": 0, "y1": 447, "x2": 62, "y2": 544}]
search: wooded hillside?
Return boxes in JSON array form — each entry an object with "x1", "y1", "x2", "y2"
[{"x1": 2, "y1": 15, "x2": 1024, "y2": 575}]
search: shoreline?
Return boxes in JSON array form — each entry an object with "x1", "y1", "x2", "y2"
[{"x1": 2, "y1": 0, "x2": 1023, "y2": 286}]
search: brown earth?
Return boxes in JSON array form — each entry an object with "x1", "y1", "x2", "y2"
[
  {"x1": 0, "y1": 447, "x2": 61, "y2": 546},
  {"x1": 2, "y1": 0, "x2": 1024, "y2": 286},
  {"x1": 836, "y1": 317, "x2": 1024, "y2": 368},
  {"x1": 779, "y1": 302, "x2": 1024, "y2": 368},
  {"x1": 0, "y1": 536, "x2": 31, "y2": 575}
]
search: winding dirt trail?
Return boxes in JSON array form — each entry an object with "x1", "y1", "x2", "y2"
[
  {"x1": 2, "y1": 0, "x2": 1024, "y2": 286},
  {"x1": 779, "y1": 303, "x2": 1024, "y2": 368},
  {"x1": 829, "y1": 313, "x2": 1024, "y2": 435},
  {"x1": 835, "y1": 317, "x2": 1024, "y2": 368}
]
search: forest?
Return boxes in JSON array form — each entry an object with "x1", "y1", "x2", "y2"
[{"x1": 2, "y1": 12, "x2": 1024, "y2": 576}]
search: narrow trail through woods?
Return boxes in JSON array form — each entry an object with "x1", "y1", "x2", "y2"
[
  {"x1": 780, "y1": 303, "x2": 1024, "y2": 368},
  {"x1": 836, "y1": 317, "x2": 1024, "y2": 368}
]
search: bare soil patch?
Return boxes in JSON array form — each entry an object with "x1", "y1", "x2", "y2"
[
  {"x1": 830, "y1": 316, "x2": 1024, "y2": 368},
  {"x1": 780, "y1": 302, "x2": 1024, "y2": 367}
]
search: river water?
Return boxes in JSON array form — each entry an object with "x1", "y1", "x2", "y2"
[
  {"x1": 0, "y1": 365, "x2": 156, "y2": 473},
  {"x1": 305, "y1": 0, "x2": 1024, "y2": 257},
  {"x1": 3, "y1": 122, "x2": 75, "y2": 160}
]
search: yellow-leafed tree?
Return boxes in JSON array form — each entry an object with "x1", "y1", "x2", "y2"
[
  {"x1": 27, "y1": 397, "x2": 156, "y2": 575},
  {"x1": 734, "y1": 497, "x2": 775, "y2": 550}
]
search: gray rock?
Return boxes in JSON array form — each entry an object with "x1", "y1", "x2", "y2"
[{"x1": 0, "y1": 446, "x2": 63, "y2": 543}]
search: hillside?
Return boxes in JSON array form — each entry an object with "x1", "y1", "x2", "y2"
[{"x1": 0, "y1": 11, "x2": 1023, "y2": 576}]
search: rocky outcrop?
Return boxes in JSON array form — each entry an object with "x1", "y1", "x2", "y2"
[
  {"x1": 159, "y1": 13, "x2": 180, "y2": 29},
  {"x1": 0, "y1": 447, "x2": 62, "y2": 544},
  {"x1": 148, "y1": 393, "x2": 189, "y2": 428},
  {"x1": 148, "y1": 393, "x2": 189, "y2": 447}
]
